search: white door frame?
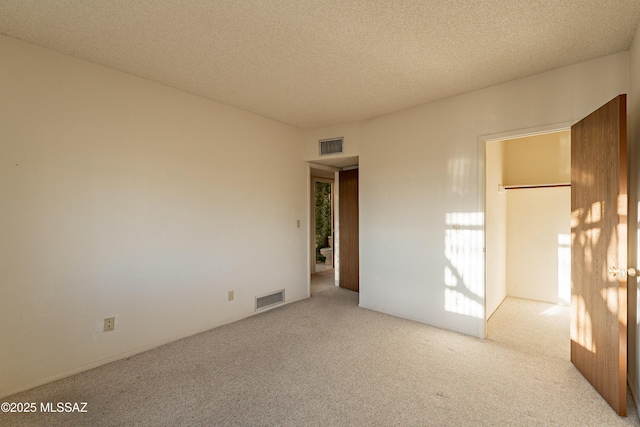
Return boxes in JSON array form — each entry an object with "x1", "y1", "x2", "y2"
[
  {"x1": 308, "y1": 163, "x2": 340, "y2": 294},
  {"x1": 478, "y1": 121, "x2": 572, "y2": 338}
]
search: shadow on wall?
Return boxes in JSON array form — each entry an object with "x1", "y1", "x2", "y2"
[
  {"x1": 444, "y1": 212, "x2": 484, "y2": 319},
  {"x1": 444, "y1": 212, "x2": 571, "y2": 319}
]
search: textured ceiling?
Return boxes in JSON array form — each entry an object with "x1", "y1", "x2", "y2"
[{"x1": 2, "y1": 1, "x2": 640, "y2": 129}]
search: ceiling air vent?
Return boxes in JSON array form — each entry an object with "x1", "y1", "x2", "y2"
[
  {"x1": 319, "y1": 137, "x2": 344, "y2": 155},
  {"x1": 255, "y1": 289, "x2": 285, "y2": 311}
]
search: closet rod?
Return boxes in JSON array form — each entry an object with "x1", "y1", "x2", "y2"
[{"x1": 502, "y1": 183, "x2": 571, "y2": 190}]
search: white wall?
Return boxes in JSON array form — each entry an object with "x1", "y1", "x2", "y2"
[
  {"x1": 0, "y1": 36, "x2": 308, "y2": 398},
  {"x1": 360, "y1": 53, "x2": 628, "y2": 338},
  {"x1": 506, "y1": 187, "x2": 571, "y2": 304},
  {"x1": 304, "y1": 123, "x2": 360, "y2": 162},
  {"x1": 4, "y1": 28, "x2": 634, "y2": 401},
  {"x1": 490, "y1": 131, "x2": 572, "y2": 309},
  {"x1": 306, "y1": 52, "x2": 629, "y2": 338},
  {"x1": 503, "y1": 131, "x2": 571, "y2": 186},
  {"x1": 484, "y1": 141, "x2": 507, "y2": 319}
]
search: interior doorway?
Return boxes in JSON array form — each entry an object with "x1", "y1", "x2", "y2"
[
  {"x1": 484, "y1": 128, "x2": 571, "y2": 342},
  {"x1": 485, "y1": 96, "x2": 636, "y2": 415},
  {"x1": 314, "y1": 179, "x2": 334, "y2": 273},
  {"x1": 308, "y1": 156, "x2": 359, "y2": 296},
  {"x1": 309, "y1": 165, "x2": 338, "y2": 295}
]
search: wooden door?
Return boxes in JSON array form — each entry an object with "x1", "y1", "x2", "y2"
[
  {"x1": 339, "y1": 169, "x2": 359, "y2": 292},
  {"x1": 571, "y1": 94, "x2": 627, "y2": 416}
]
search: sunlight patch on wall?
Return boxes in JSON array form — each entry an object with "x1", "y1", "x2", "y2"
[
  {"x1": 557, "y1": 234, "x2": 571, "y2": 304},
  {"x1": 444, "y1": 212, "x2": 484, "y2": 319},
  {"x1": 444, "y1": 266, "x2": 458, "y2": 287},
  {"x1": 444, "y1": 289, "x2": 483, "y2": 318},
  {"x1": 447, "y1": 157, "x2": 475, "y2": 196}
]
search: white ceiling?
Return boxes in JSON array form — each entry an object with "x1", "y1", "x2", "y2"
[{"x1": 2, "y1": 1, "x2": 640, "y2": 129}]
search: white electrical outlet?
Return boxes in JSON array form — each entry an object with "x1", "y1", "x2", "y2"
[
  {"x1": 104, "y1": 317, "x2": 115, "y2": 332},
  {"x1": 228, "y1": 290, "x2": 234, "y2": 301}
]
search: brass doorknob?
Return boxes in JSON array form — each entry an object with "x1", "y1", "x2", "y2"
[
  {"x1": 609, "y1": 266, "x2": 618, "y2": 277},
  {"x1": 609, "y1": 266, "x2": 637, "y2": 278}
]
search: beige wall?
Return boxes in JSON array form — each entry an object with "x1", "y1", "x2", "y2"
[
  {"x1": 503, "y1": 131, "x2": 571, "y2": 187},
  {"x1": 500, "y1": 132, "x2": 571, "y2": 306},
  {"x1": 0, "y1": 36, "x2": 308, "y2": 398},
  {"x1": 307, "y1": 52, "x2": 629, "y2": 338},
  {"x1": 304, "y1": 123, "x2": 360, "y2": 163},
  {"x1": 506, "y1": 187, "x2": 570, "y2": 304},
  {"x1": 485, "y1": 141, "x2": 507, "y2": 319},
  {"x1": 3, "y1": 27, "x2": 639, "y2": 402}
]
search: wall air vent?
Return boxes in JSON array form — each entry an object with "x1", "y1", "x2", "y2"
[
  {"x1": 319, "y1": 137, "x2": 344, "y2": 155},
  {"x1": 255, "y1": 289, "x2": 285, "y2": 311}
]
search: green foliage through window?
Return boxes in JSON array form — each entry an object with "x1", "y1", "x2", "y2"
[{"x1": 315, "y1": 182, "x2": 332, "y2": 262}]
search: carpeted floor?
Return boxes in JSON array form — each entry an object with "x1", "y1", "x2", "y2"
[{"x1": 2, "y1": 272, "x2": 638, "y2": 426}]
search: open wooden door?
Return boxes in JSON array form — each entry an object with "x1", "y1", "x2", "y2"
[
  {"x1": 339, "y1": 169, "x2": 359, "y2": 292},
  {"x1": 571, "y1": 94, "x2": 628, "y2": 416}
]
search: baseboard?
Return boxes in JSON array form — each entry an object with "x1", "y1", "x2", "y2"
[
  {"x1": 358, "y1": 303, "x2": 482, "y2": 338},
  {"x1": 1, "y1": 294, "x2": 309, "y2": 399},
  {"x1": 486, "y1": 295, "x2": 508, "y2": 323}
]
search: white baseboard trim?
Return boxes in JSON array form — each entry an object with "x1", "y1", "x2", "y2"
[
  {"x1": 357, "y1": 303, "x2": 481, "y2": 338},
  {"x1": 1, "y1": 294, "x2": 309, "y2": 399}
]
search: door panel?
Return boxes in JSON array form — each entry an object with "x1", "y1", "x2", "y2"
[
  {"x1": 339, "y1": 169, "x2": 359, "y2": 292},
  {"x1": 570, "y1": 94, "x2": 627, "y2": 416}
]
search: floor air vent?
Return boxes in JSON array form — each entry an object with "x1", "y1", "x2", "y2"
[
  {"x1": 255, "y1": 290, "x2": 285, "y2": 311},
  {"x1": 319, "y1": 137, "x2": 343, "y2": 155}
]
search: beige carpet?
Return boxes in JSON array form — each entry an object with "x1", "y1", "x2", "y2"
[{"x1": 2, "y1": 274, "x2": 638, "y2": 426}]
